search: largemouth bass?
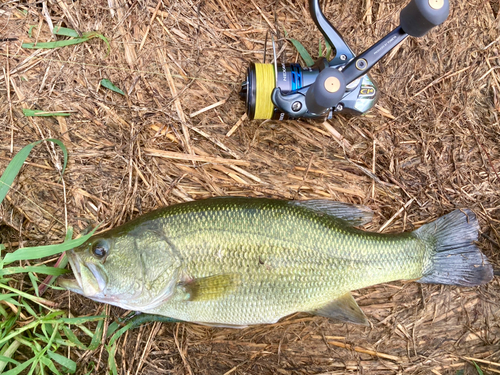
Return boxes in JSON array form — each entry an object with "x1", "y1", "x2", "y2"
[{"x1": 60, "y1": 198, "x2": 493, "y2": 327}]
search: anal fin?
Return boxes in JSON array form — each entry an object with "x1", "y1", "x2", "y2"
[
  {"x1": 194, "y1": 321, "x2": 248, "y2": 329},
  {"x1": 311, "y1": 293, "x2": 369, "y2": 326}
]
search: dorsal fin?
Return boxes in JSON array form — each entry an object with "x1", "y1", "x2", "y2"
[
  {"x1": 289, "y1": 200, "x2": 373, "y2": 226},
  {"x1": 310, "y1": 293, "x2": 369, "y2": 325}
]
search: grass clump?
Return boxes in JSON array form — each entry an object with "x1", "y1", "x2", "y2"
[{"x1": 0, "y1": 140, "x2": 105, "y2": 374}]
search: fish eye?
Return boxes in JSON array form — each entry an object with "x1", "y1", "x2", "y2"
[{"x1": 91, "y1": 239, "x2": 109, "y2": 259}]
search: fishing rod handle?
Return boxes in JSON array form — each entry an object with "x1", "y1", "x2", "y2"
[{"x1": 400, "y1": 0, "x2": 450, "y2": 37}]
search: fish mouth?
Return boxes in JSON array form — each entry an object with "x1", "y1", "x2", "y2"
[
  {"x1": 59, "y1": 251, "x2": 83, "y2": 293},
  {"x1": 59, "y1": 251, "x2": 107, "y2": 297}
]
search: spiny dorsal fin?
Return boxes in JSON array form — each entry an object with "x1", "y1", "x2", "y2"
[
  {"x1": 289, "y1": 200, "x2": 373, "y2": 226},
  {"x1": 180, "y1": 274, "x2": 241, "y2": 302},
  {"x1": 310, "y1": 292, "x2": 369, "y2": 325}
]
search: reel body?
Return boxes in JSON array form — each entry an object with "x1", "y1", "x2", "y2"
[
  {"x1": 243, "y1": 62, "x2": 378, "y2": 120},
  {"x1": 241, "y1": 0, "x2": 450, "y2": 121}
]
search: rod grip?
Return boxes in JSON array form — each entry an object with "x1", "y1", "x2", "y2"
[
  {"x1": 305, "y1": 68, "x2": 346, "y2": 115},
  {"x1": 400, "y1": 0, "x2": 449, "y2": 37}
]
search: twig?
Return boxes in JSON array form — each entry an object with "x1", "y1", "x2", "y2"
[
  {"x1": 144, "y1": 148, "x2": 250, "y2": 165},
  {"x1": 372, "y1": 139, "x2": 376, "y2": 198},
  {"x1": 158, "y1": 49, "x2": 192, "y2": 154},
  {"x1": 190, "y1": 99, "x2": 226, "y2": 117},
  {"x1": 250, "y1": 0, "x2": 276, "y2": 33},
  {"x1": 326, "y1": 340, "x2": 401, "y2": 362},
  {"x1": 379, "y1": 199, "x2": 414, "y2": 232},
  {"x1": 139, "y1": 0, "x2": 163, "y2": 51},
  {"x1": 174, "y1": 324, "x2": 193, "y2": 375},
  {"x1": 322, "y1": 121, "x2": 352, "y2": 150},
  {"x1": 226, "y1": 113, "x2": 247, "y2": 137},
  {"x1": 413, "y1": 66, "x2": 472, "y2": 97},
  {"x1": 42, "y1": 1, "x2": 54, "y2": 34},
  {"x1": 462, "y1": 357, "x2": 500, "y2": 368},
  {"x1": 4, "y1": 45, "x2": 13, "y2": 153},
  {"x1": 135, "y1": 322, "x2": 162, "y2": 375}
]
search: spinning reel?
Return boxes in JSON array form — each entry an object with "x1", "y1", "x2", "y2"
[{"x1": 240, "y1": 0, "x2": 449, "y2": 120}]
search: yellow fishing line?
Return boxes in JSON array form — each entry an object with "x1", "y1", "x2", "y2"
[{"x1": 253, "y1": 63, "x2": 275, "y2": 120}]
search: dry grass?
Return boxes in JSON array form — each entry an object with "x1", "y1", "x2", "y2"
[{"x1": 1, "y1": 0, "x2": 499, "y2": 373}]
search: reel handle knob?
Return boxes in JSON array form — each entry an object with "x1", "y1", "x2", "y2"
[
  {"x1": 305, "y1": 68, "x2": 346, "y2": 115},
  {"x1": 400, "y1": 0, "x2": 449, "y2": 37}
]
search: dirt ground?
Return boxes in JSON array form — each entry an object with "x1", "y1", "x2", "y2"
[{"x1": 1, "y1": 0, "x2": 499, "y2": 373}]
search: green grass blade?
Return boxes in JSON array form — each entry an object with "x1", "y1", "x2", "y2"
[
  {"x1": 318, "y1": 38, "x2": 323, "y2": 57},
  {"x1": 1, "y1": 357, "x2": 35, "y2": 375},
  {"x1": 0, "y1": 285, "x2": 55, "y2": 310},
  {"x1": 39, "y1": 227, "x2": 74, "y2": 296},
  {"x1": 28, "y1": 25, "x2": 37, "y2": 38},
  {"x1": 59, "y1": 315, "x2": 105, "y2": 325},
  {"x1": 108, "y1": 322, "x2": 134, "y2": 347},
  {"x1": 47, "y1": 351, "x2": 76, "y2": 373},
  {"x1": 62, "y1": 326, "x2": 86, "y2": 350},
  {"x1": 0, "y1": 298, "x2": 21, "y2": 308},
  {"x1": 14, "y1": 336, "x2": 38, "y2": 352},
  {"x1": 22, "y1": 37, "x2": 92, "y2": 49},
  {"x1": 65, "y1": 227, "x2": 74, "y2": 242},
  {"x1": 83, "y1": 362, "x2": 96, "y2": 375},
  {"x1": 3, "y1": 228, "x2": 97, "y2": 265},
  {"x1": 22, "y1": 28, "x2": 110, "y2": 56},
  {"x1": 28, "y1": 272, "x2": 40, "y2": 297},
  {"x1": 0, "y1": 139, "x2": 68, "y2": 207},
  {"x1": 52, "y1": 26, "x2": 80, "y2": 38},
  {"x1": 288, "y1": 38, "x2": 314, "y2": 67},
  {"x1": 44, "y1": 311, "x2": 66, "y2": 321},
  {"x1": 0, "y1": 314, "x2": 18, "y2": 340},
  {"x1": 325, "y1": 40, "x2": 332, "y2": 60},
  {"x1": 87, "y1": 320, "x2": 104, "y2": 350},
  {"x1": 100, "y1": 79, "x2": 125, "y2": 95},
  {"x1": 22, "y1": 109, "x2": 71, "y2": 117},
  {"x1": 0, "y1": 266, "x2": 70, "y2": 277},
  {"x1": 0, "y1": 341, "x2": 22, "y2": 374},
  {"x1": 88, "y1": 32, "x2": 111, "y2": 55},
  {"x1": 0, "y1": 354, "x2": 20, "y2": 366},
  {"x1": 107, "y1": 343, "x2": 118, "y2": 375},
  {"x1": 21, "y1": 299, "x2": 40, "y2": 319},
  {"x1": 40, "y1": 356, "x2": 62, "y2": 375},
  {"x1": 106, "y1": 322, "x2": 120, "y2": 338},
  {"x1": 0, "y1": 294, "x2": 20, "y2": 302},
  {"x1": 472, "y1": 362, "x2": 484, "y2": 375}
]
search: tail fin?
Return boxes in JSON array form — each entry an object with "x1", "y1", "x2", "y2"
[{"x1": 415, "y1": 209, "x2": 493, "y2": 286}]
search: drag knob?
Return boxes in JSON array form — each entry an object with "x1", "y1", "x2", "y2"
[
  {"x1": 305, "y1": 68, "x2": 346, "y2": 115},
  {"x1": 400, "y1": 0, "x2": 449, "y2": 37}
]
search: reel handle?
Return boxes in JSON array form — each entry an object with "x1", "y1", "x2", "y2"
[
  {"x1": 400, "y1": 0, "x2": 450, "y2": 37},
  {"x1": 335, "y1": 0, "x2": 450, "y2": 90},
  {"x1": 305, "y1": 68, "x2": 346, "y2": 115}
]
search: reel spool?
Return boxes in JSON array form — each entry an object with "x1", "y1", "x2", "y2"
[
  {"x1": 241, "y1": 0, "x2": 450, "y2": 121},
  {"x1": 242, "y1": 63, "x2": 321, "y2": 120}
]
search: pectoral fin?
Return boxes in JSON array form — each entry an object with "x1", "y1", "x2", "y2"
[
  {"x1": 311, "y1": 293, "x2": 369, "y2": 325},
  {"x1": 180, "y1": 274, "x2": 241, "y2": 302}
]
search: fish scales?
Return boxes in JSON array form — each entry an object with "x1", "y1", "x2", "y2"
[
  {"x1": 149, "y1": 200, "x2": 424, "y2": 324},
  {"x1": 61, "y1": 197, "x2": 493, "y2": 327}
]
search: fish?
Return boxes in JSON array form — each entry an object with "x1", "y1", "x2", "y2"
[{"x1": 59, "y1": 197, "x2": 493, "y2": 327}]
